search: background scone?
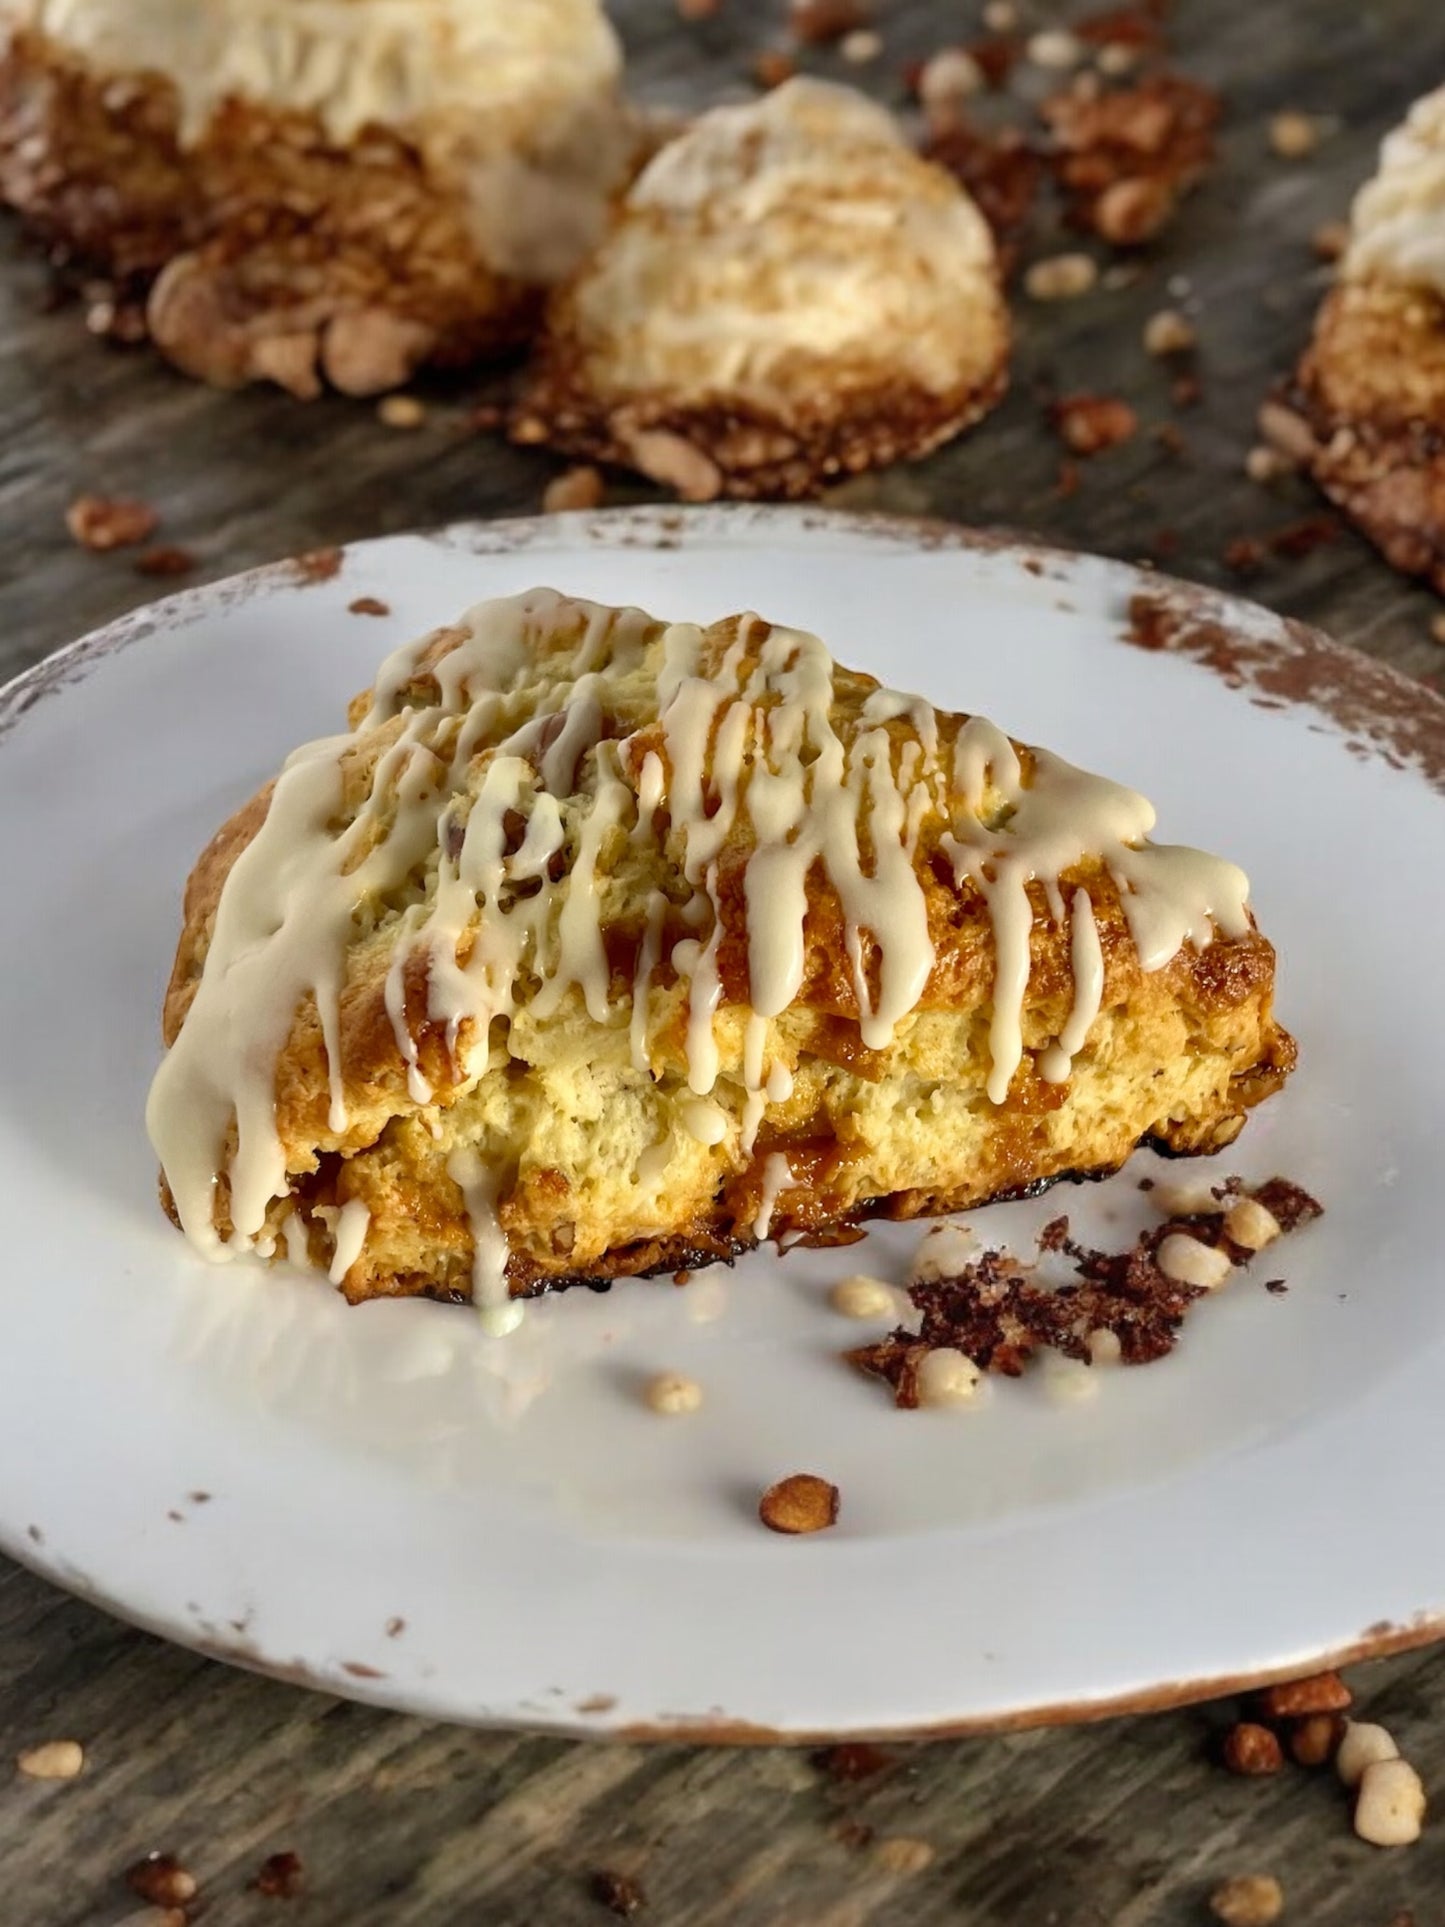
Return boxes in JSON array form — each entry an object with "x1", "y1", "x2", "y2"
[
  {"x1": 149, "y1": 590, "x2": 1294, "y2": 1322},
  {"x1": 512, "y1": 79, "x2": 1010, "y2": 501},
  {"x1": 1270, "y1": 83, "x2": 1445, "y2": 591},
  {"x1": 0, "y1": 0, "x2": 635, "y2": 396}
]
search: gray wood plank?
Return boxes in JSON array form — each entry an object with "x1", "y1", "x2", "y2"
[{"x1": 0, "y1": 3, "x2": 1441, "y2": 1922}]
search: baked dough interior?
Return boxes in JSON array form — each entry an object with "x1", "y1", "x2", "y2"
[{"x1": 148, "y1": 590, "x2": 1295, "y2": 1328}]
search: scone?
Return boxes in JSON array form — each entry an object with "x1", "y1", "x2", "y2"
[
  {"x1": 148, "y1": 589, "x2": 1295, "y2": 1327},
  {"x1": 0, "y1": 0, "x2": 634, "y2": 396},
  {"x1": 1269, "y1": 84, "x2": 1445, "y2": 590},
  {"x1": 511, "y1": 79, "x2": 1010, "y2": 500}
]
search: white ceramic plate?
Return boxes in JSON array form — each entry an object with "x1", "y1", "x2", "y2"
[{"x1": 2, "y1": 506, "x2": 1442, "y2": 1741}]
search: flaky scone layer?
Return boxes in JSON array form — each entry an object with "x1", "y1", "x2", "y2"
[{"x1": 153, "y1": 592, "x2": 1293, "y2": 1307}]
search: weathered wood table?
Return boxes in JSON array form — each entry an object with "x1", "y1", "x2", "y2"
[{"x1": 2, "y1": 3, "x2": 1442, "y2": 1921}]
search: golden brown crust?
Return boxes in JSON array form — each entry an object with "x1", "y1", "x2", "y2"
[
  {"x1": 0, "y1": 28, "x2": 538, "y2": 392},
  {"x1": 1276, "y1": 281, "x2": 1445, "y2": 594},
  {"x1": 161, "y1": 610, "x2": 1295, "y2": 1304}
]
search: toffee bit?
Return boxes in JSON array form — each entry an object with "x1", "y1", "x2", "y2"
[
  {"x1": 590, "y1": 1868, "x2": 647, "y2": 1917},
  {"x1": 813, "y1": 1741, "x2": 897, "y2": 1783},
  {"x1": 1042, "y1": 72, "x2": 1220, "y2": 241},
  {"x1": 133, "y1": 544, "x2": 196, "y2": 578},
  {"x1": 125, "y1": 1854, "x2": 198, "y2": 1907},
  {"x1": 1051, "y1": 393, "x2": 1138, "y2": 456},
  {"x1": 252, "y1": 1850, "x2": 304, "y2": 1898}
]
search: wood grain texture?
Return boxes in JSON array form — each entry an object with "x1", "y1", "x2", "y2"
[{"x1": 1, "y1": 3, "x2": 1443, "y2": 1923}]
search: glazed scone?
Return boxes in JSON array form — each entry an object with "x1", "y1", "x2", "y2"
[
  {"x1": 0, "y1": 0, "x2": 635, "y2": 395},
  {"x1": 148, "y1": 590, "x2": 1294, "y2": 1324},
  {"x1": 1269, "y1": 84, "x2": 1445, "y2": 590},
  {"x1": 512, "y1": 79, "x2": 1010, "y2": 500}
]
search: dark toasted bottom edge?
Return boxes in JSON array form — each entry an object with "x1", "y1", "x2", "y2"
[
  {"x1": 509, "y1": 361, "x2": 1011, "y2": 502},
  {"x1": 1268, "y1": 376, "x2": 1445, "y2": 597}
]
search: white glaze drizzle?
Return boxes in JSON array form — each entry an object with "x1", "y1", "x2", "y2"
[
  {"x1": 446, "y1": 1146, "x2": 520, "y2": 1333},
  {"x1": 149, "y1": 590, "x2": 1256, "y2": 1297},
  {"x1": 753, "y1": 1152, "x2": 793, "y2": 1241},
  {"x1": 941, "y1": 723, "x2": 1251, "y2": 1101},
  {"x1": 1038, "y1": 887, "x2": 1105, "y2": 1086},
  {"x1": 327, "y1": 1197, "x2": 371, "y2": 1285}
]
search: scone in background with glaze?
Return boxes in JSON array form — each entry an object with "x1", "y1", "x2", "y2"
[
  {"x1": 0, "y1": 0, "x2": 635, "y2": 396},
  {"x1": 1271, "y1": 83, "x2": 1445, "y2": 591},
  {"x1": 513, "y1": 79, "x2": 1011, "y2": 500}
]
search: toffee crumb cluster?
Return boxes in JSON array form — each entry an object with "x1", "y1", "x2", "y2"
[{"x1": 850, "y1": 1178, "x2": 1322, "y2": 1407}]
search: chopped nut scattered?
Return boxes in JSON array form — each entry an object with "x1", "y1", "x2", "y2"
[
  {"x1": 830, "y1": 1276, "x2": 896, "y2": 1320},
  {"x1": 871, "y1": 1836, "x2": 935, "y2": 1876},
  {"x1": 1087, "y1": 1327, "x2": 1123, "y2": 1365},
  {"x1": 1150, "y1": 1178, "x2": 1222, "y2": 1217},
  {"x1": 759, "y1": 1473, "x2": 840, "y2": 1534},
  {"x1": 1156, "y1": 1232, "x2": 1233, "y2": 1290},
  {"x1": 917, "y1": 47, "x2": 985, "y2": 109},
  {"x1": 1027, "y1": 28, "x2": 1084, "y2": 70},
  {"x1": 1051, "y1": 393, "x2": 1139, "y2": 456},
  {"x1": 16, "y1": 1740, "x2": 84, "y2": 1781},
  {"x1": 909, "y1": 1222, "x2": 977, "y2": 1282},
  {"x1": 622, "y1": 428, "x2": 723, "y2": 502},
  {"x1": 1270, "y1": 110, "x2": 1322, "y2": 159},
  {"x1": 1025, "y1": 252, "x2": 1099, "y2": 300},
  {"x1": 1143, "y1": 308, "x2": 1196, "y2": 356},
  {"x1": 1256, "y1": 398, "x2": 1318, "y2": 466},
  {"x1": 644, "y1": 1371, "x2": 703, "y2": 1416},
  {"x1": 1094, "y1": 174, "x2": 1175, "y2": 244},
  {"x1": 377, "y1": 394, "x2": 426, "y2": 430},
  {"x1": 840, "y1": 27, "x2": 882, "y2": 62},
  {"x1": 1430, "y1": 614, "x2": 1445, "y2": 647},
  {"x1": 1043, "y1": 1354, "x2": 1100, "y2": 1402},
  {"x1": 915, "y1": 1347, "x2": 983, "y2": 1408},
  {"x1": 1288, "y1": 1713, "x2": 1345, "y2": 1768},
  {"x1": 1337, "y1": 1720, "x2": 1401, "y2": 1788},
  {"x1": 66, "y1": 493, "x2": 159, "y2": 552},
  {"x1": 1354, "y1": 1757, "x2": 1426, "y2": 1847},
  {"x1": 125, "y1": 1855, "x2": 198, "y2": 1908},
  {"x1": 982, "y1": 0, "x2": 1017, "y2": 29},
  {"x1": 1255, "y1": 1671, "x2": 1351, "y2": 1720},
  {"x1": 1245, "y1": 446, "x2": 1288, "y2": 485},
  {"x1": 1096, "y1": 40, "x2": 1140, "y2": 76},
  {"x1": 1223, "y1": 1197, "x2": 1282, "y2": 1252},
  {"x1": 348, "y1": 596, "x2": 391, "y2": 618},
  {"x1": 1209, "y1": 1874, "x2": 1284, "y2": 1927},
  {"x1": 543, "y1": 465, "x2": 606, "y2": 514},
  {"x1": 590, "y1": 1867, "x2": 647, "y2": 1917},
  {"x1": 1222, "y1": 1722, "x2": 1284, "y2": 1776}
]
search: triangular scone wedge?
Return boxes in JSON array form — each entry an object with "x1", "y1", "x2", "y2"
[{"x1": 149, "y1": 590, "x2": 1295, "y2": 1318}]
